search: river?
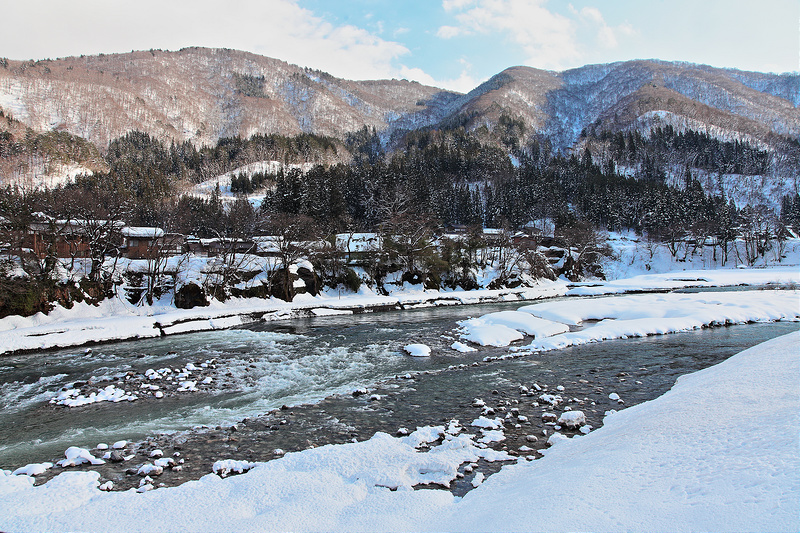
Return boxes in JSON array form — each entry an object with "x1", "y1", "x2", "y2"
[{"x1": 1, "y1": 297, "x2": 797, "y2": 476}]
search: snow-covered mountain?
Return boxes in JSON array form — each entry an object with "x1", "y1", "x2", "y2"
[
  {"x1": 0, "y1": 48, "x2": 461, "y2": 149},
  {"x1": 0, "y1": 48, "x2": 797, "y2": 152},
  {"x1": 449, "y1": 61, "x2": 799, "y2": 150}
]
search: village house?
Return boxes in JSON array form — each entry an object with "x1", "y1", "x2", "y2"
[
  {"x1": 19, "y1": 215, "x2": 122, "y2": 260},
  {"x1": 120, "y1": 227, "x2": 185, "y2": 259},
  {"x1": 9, "y1": 217, "x2": 186, "y2": 261}
]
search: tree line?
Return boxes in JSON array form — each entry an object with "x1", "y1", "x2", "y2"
[{"x1": 1, "y1": 122, "x2": 797, "y2": 316}]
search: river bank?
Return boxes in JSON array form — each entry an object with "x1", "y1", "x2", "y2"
[{"x1": 2, "y1": 265, "x2": 798, "y2": 356}]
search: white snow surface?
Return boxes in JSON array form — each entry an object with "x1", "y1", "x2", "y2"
[
  {"x1": 448, "y1": 331, "x2": 800, "y2": 532},
  {"x1": 56, "y1": 447, "x2": 104, "y2": 468},
  {"x1": 403, "y1": 344, "x2": 431, "y2": 357},
  {"x1": 450, "y1": 341, "x2": 477, "y2": 353},
  {"x1": 11, "y1": 463, "x2": 53, "y2": 477},
  {"x1": 515, "y1": 290, "x2": 799, "y2": 353},
  {"x1": 457, "y1": 320, "x2": 524, "y2": 347},
  {"x1": 212, "y1": 459, "x2": 256, "y2": 477},
  {"x1": 454, "y1": 286, "x2": 799, "y2": 352},
  {"x1": 188, "y1": 161, "x2": 313, "y2": 205},
  {"x1": 557, "y1": 410, "x2": 586, "y2": 428},
  {"x1": 1, "y1": 332, "x2": 797, "y2": 532},
  {"x1": 458, "y1": 310, "x2": 570, "y2": 347},
  {"x1": 470, "y1": 417, "x2": 504, "y2": 430}
]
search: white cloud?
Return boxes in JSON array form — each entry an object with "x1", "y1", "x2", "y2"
[
  {"x1": 572, "y1": 5, "x2": 637, "y2": 49},
  {"x1": 443, "y1": 0, "x2": 478, "y2": 11},
  {"x1": 400, "y1": 64, "x2": 483, "y2": 93},
  {"x1": 0, "y1": 0, "x2": 411, "y2": 81},
  {"x1": 437, "y1": 25, "x2": 464, "y2": 39},
  {"x1": 436, "y1": 0, "x2": 581, "y2": 70}
]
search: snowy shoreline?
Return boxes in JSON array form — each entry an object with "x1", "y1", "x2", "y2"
[
  {"x1": 2, "y1": 265, "x2": 798, "y2": 356},
  {"x1": 0, "y1": 284, "x2": 567, "y2": 356},
  {"x1": 2, "y1": 329, "x2": 796, "y2": 532}
]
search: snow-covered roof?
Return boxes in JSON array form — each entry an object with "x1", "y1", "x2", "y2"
[{"x1": 121, "y1": 227, "x2": 165, "y2": 239}]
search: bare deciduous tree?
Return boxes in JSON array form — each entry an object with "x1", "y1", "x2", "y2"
[{"x1": 263, "y1": 213, "x2": 321, "y2": 301}]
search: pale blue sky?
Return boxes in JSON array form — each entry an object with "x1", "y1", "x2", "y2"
[{"x1": 2, "y1": 0, "x2": 797, "y2": 92}]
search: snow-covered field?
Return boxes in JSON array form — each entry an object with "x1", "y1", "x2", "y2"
[
  {"x1": 2, "y1": 329, "x2": 796, "y2": 532},
  {"x1": 187, "y1": 160, "x2": 313, "y2": 206}
]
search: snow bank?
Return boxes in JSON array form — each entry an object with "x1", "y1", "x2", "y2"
[
  {"x1": 457, "y1": 290, "x2": 798, "y2": 351},
  {"x1": 458, "y1": 310, "x2": 569, "y2": 347},
  {"x1": 458, "y1": 320, "x2": 524, "y2": 347},
  {"x1": 0, "y1": 427, "x2": 511, "y2": 532},
  {"x1": 0, "y1": 283, "x2": 565, "y2": 355},
  {"x1": 445, "y1": 331, "x2": 800, "y2": 532},
  {"x1": 572, "y1": 264, "x2": 800, "y2": 296},
  {"x1": 517, "y1": 291, "x2": 799, "y2": 352},
  {"x1": 1, "y1": 263, "x2": 795, "y2": 356}
]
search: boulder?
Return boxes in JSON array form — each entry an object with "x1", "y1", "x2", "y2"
[
  {"x1": 558, "y1": 410, "x2": 587, "y2": 429},
  {"x1": 541, "y1": 412, "x2": 558, "y2": 423},
  {"x1": 175, "y1": 283, "x2": 208, "y2": 309},
  {"x1": 109, "y1": 450, "x2": 126, "y2": 463}
]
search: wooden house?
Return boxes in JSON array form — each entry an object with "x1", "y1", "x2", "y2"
[{"x1": 120, "y1": 227, "x2": 185, "y2": 259}]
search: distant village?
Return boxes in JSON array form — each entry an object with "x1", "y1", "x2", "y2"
[{"x1": 13, "y1": 214, "x2": 560, "y2": 261}]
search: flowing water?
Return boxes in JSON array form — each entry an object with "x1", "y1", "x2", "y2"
[{"x1": 1, "y1": 298, "x2": 797, "y2": 471}]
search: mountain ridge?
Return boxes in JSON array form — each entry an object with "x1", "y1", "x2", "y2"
[{"x1": 0, "y1": 47, "x2": 797, "y2": 155}]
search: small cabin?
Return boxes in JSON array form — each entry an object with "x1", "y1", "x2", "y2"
[{"x1": 120, "y1": 227, "x2": 185, "y2": 259}]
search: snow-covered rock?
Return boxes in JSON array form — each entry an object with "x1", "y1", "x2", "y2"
[
  {"x1": 471, "y1": 417, "x2": 504, "y2": 430},
  {"x1": 538, "y1": 394, "x2": 563, "y2": 407},
  {"x1": 57, "y1": 447, "x2": 104, "y2": 467},
  {"x1": 212, "y1": 459, "x2": 257, "y2": 478},
  {"x1": 50, "y1": 384, "x2": 137, "y2": 407},
  {"x1": 451, "y1": 341, "x2": 477, "y2": 353},
  {"x1": 541, "y1": 412, "x2": 558, "y2": 423},
  {"x1": 558, "y1": 411, "x2": 586, "y2": 429},
  {"x1": 546, "y1": 432, "x2": 570, "y2": 447},
  {"x1": 12, "y1": 463, "x2": 53, "y2": 476},
  {"x1": 404, "y1": 344, "x2": 431, "y2": 357},
  {"x1": 137, "y1": 464, "x2": 163, "y2": 476}
]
